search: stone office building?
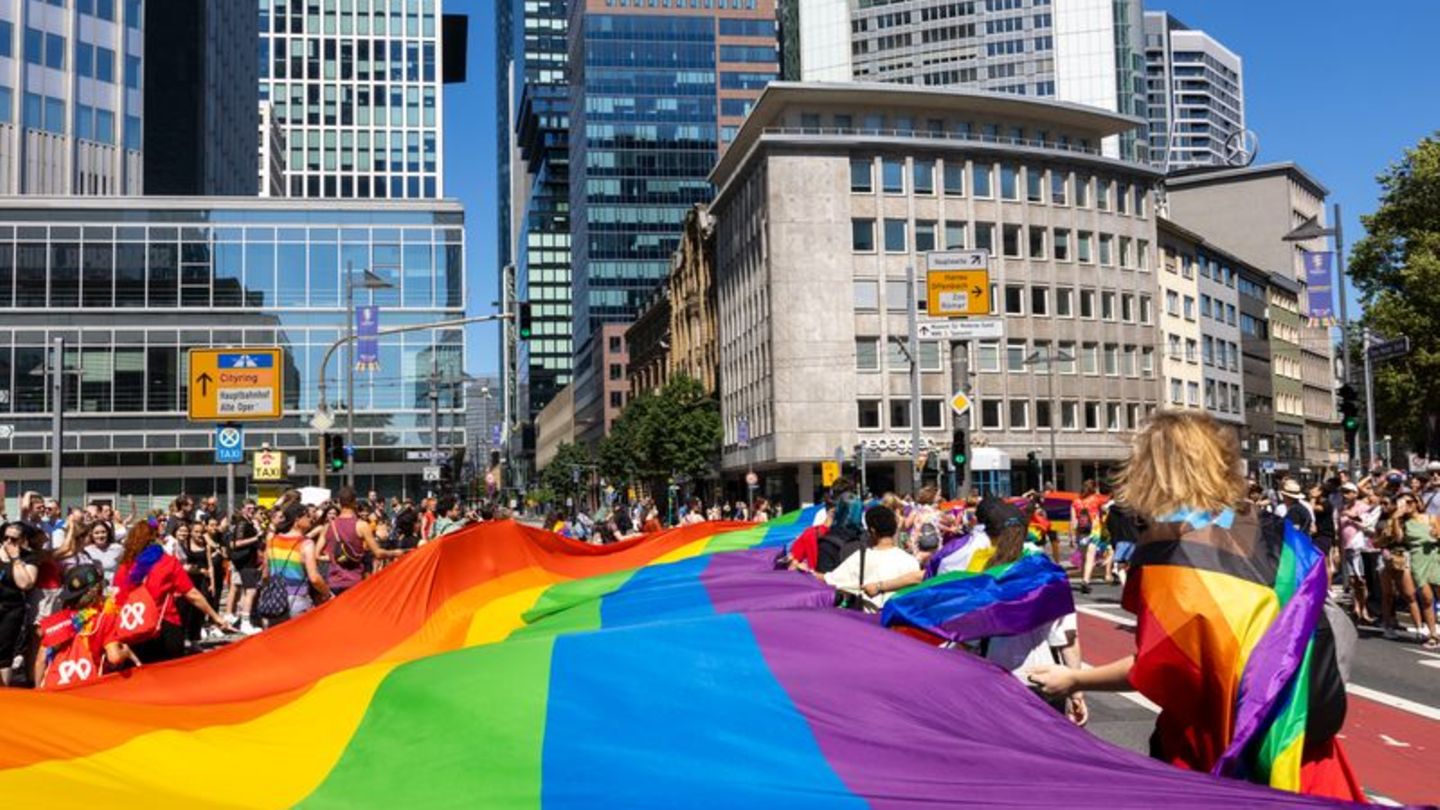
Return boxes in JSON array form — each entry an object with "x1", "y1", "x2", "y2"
[{"x1": 709, "y1": 82, "x2": 1162, "y2": 505}]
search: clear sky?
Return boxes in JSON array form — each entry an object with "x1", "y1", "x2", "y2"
[{"x1": 450, "y1": 0, "x2": 1439, "y2": 375}]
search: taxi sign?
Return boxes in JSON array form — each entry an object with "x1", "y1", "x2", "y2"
[
  {"x1": 252, "y1": 449, "x2": 285, "y2": 481},
  {"x1": 926, "y1": 250, "x2": 991, "y2": 317},
  {"x1": 821, "y1": 460, "x2": 841, "y2": 487},
  {"x1": 188, "y1": 348, "x2": 285, "y2": 422}
]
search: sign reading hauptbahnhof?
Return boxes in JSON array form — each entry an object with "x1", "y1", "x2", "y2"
[{"x1": 187, "y1": 348, "x2": 285, "y2": 422}]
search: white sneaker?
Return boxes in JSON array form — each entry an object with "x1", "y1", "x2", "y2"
[
  {"x1": 1409, "y1": 626, "x2": 1431, "y2": 641},
  {"x1": 239, "y1": 620, "x2": 262, "y2": 636}
]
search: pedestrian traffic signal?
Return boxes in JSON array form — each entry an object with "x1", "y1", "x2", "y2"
[
  {"x1": 326, "y1": 433, "x2": 347, "y2": 472},
  {"x1": 950, "y1": 429, "x2": 968, "y2": 470},
  {"x1": 1338, "y1": 384, "x2": 1360, "y2": 436},
  {"x1": 517, "y1": 302, "x2": 533, "y2": 340}
]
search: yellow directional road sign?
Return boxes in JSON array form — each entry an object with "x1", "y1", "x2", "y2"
[
  {"x1": 187, "y1": 348, "x2": 285, "y2": 422},
  {"x1": 926, "y1": 250, "x2": 991, "y2": 317}
]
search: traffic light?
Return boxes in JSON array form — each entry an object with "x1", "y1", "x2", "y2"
[
  {"x1": 326, "y1": 433, "x2": 347, "y2": 472},
  {"x1": 1338, "y1": 384, "x2": 1360, "y2": 438},
  {"x1": 517, "y1": 302, "x2": 533, "y2": 340},
  {"x1": 950, "y1": 428, "x2": 969, "y2": 473}
]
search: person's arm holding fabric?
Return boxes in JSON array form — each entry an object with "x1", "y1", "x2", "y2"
[
  {"x1": 303, "y1": 539, "x2": 333, "y2": 604},
  {"x1": 358, "y1": 519, "x2": 401, "y2": 560},
  {"x1": 175, "y1": 564, "x2": 235, "y2": 633},
  {"x1": 863, "y1": 568, "x2": 924, "y2": 597},
  {"x1": 1026, "y1": 654, "x2": 1134, "y2": 699}
]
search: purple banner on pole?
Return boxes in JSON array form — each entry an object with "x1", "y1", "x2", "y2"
[
  {"x1": 1301, "y1": 251, "x2": 1335, "y2": 324},
  {"x1": 356, "y1": 305, "x2": 380, "y2": 371}
]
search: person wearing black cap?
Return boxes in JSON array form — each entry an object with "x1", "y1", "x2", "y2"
[{"x1": 35, "y1": 563, "x2": 138, "y2": 689}]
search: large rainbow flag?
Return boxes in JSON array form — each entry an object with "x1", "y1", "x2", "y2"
[{"x1": 0, "y1": 510, "x2": 1353, "y2": 807}]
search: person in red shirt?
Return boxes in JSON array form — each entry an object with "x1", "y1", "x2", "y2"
[
  {"x1": 37, "y1": 563, "x2": 138, "y2": 689},
  {"x1": 113, "y1": 519, "x2": 234, "y2": 662}
]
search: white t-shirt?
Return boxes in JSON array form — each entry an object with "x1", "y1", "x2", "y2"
[
  {"x1": 823, "y1": 545, "x2": 919, "y2": 610},
  {"x1": 985, "y1": 612, "x2": 1077, "y2": 680}
]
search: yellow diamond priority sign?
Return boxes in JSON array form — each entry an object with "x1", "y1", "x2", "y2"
[
  {"x1": 187, "y1": 348, "x2": 285, "y2": 422},
  {"x1": 949, "y1": 391, "x2": 972, "y2": 417}
]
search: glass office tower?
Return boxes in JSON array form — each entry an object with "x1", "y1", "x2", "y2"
[
  {"x1": 0, "y1": 198, "x2": 465, "y2": 507},
  {"x1": 258, "y1": 0, "x2": 445, "y2": 199}
]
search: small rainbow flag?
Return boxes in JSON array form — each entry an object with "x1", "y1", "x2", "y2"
[{"x1": 882, "y1": 553, "x2": 1074, "y2": 643}]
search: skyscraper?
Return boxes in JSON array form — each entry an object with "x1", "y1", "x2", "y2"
[
  {"x1": 566, "y1": 1, "x2": 778, "y2": 446},
  {"x1": 793, "y1": 0, "x2": 1149, "y2": 161},
  {"x1": 258, "y1": 0, "x2": 455, "y2": 199},
  {"x1": 0, "y1": 0, "x2": 144, "y2": 194},
  {"x1": 1143, "y1": 11, "x2": 1244, "y2": 170}
]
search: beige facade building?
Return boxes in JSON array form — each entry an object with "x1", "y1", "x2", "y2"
[
  {"x1": 670, "y1": 204, "x2": 719, "y2": 396},
  {"x1": 710, "y1": 83, "x2": 1162, "y2": 504},
  {"x1": 626, "y1": 287, "x2": 670, "y2": 400},
  {"x1": 1155, "y1": 218, "x2": 1244, "y2": 427},
  {"x1": 535, "y1": 383, "x2": 575, "y2": 472},
  {"x1": 1167, "y1": 163, "x2": 1343, "y2": 474}
]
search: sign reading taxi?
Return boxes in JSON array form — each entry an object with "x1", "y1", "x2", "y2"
[
  {"x1": 188, "y1": 348, "x2": 285, "y2": 422},
  {"x1": 252, "y1": 449, "x2": 286, "y2": 482},
  {"x1": 926, "y1": 250, "x2": 991, "y2": 317}
]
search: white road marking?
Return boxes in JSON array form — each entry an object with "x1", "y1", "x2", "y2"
[
  {"x1": 1074, "y1": 603, "x2": 1440, "y2": 722},
  {"x1": 1379, "y1": 734, "x2": 1411, "y2": 748}
]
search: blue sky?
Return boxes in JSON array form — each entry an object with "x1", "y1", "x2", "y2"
[{"x1": 448, "y1": 0, "x2": 1439, "y2": 375}]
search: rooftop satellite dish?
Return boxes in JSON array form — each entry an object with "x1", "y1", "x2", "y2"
[{"x1": 1224, "y1": 129, "x2": 1259, "y2": 167}]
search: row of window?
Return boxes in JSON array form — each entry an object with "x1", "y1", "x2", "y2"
[
  {"x1": 852, "y1": 218, "x2": 1151, "y2": 270},
  {"x1": 261, "y1": 0, "x2": 439, "y2": 39},
  {"x1": 1164, "y1": 333, "x2": 1240, "y2": 372},
  {"x1": 1167, "y1": 377, "x2": 1243, "y2": 415},
  {"x1": 976, "y1": 340, "x2": 1155, "y2": 378},
  {"x1": 1163, "y1": 246, "x2": 1239, "y2": 288},
  {"x1": 855, "y1": 398, "x2": 1150, "y2": 433},
  {"x1": 854, "y1": 278, "x2": 1154, "y2": 326},
  {"x1": 1163, "y1": 289, "x2": 1237, "y2": 325},
  {"x1": 850, "y1": 157, "x2": 1148, "y2": 216}
]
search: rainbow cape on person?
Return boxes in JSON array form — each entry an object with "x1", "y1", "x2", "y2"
[
  {"x1": 0, "y1": 509, "x2": 1350, "y2": 807},
  {"x1": 881, "y1": 552, "x2": 1073, "y2": 643}
]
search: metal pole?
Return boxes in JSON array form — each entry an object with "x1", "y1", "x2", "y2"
[
  {"x1": 1362, "y1": 326, "x2": 1377, "y2": 472},
  {"x1": 49, "y1": 336, "x2": 64, "y2": 499},
  {"x1": 226, "y1": 463, "x2": 235, "y2": 516},
  {"x1": 1331, "y1": 203, "x2": 1353, "y2": 472},
  {"x1": 429, "y1": 363, "x2": 441, "y2": 474},
  {"x1": 1048, "y1": 357, "x2": 1059, "y2": 489},
  {"x1": 951, "y1": 339, "x2": 972, "y2": 495},
  {"x1": 344, "y1": 262, "x2": 356, "y2": 488},
  {"x1": 857, "y1": 445, "x2": 867, "y2": 500},
  {"x1": 318, "y1": 431, "x2": 327, "y2": 488},
  {"x1": 907, "y1": 263, "x2": 922, "y2": 493}
]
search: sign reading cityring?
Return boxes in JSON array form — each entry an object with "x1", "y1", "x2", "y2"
[
  {"x1": 187, "y1": 348, "x2": 285, "y2": 422},
  {"x1": 926, "y1": 250, "x2": 991, "y2": 317}
]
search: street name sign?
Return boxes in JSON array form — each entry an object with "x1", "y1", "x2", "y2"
[
  {"x1": 925, "y1": 250, "x2": 991, "y2": 317},
  {"x1": 1367, "y1": 336, "x2": 1410, "y2": 363},
  {"x1": 188, "y1": 348, "x2": 285, "y2": 422},
  {"x1": 916, "y1": 318, "x2": 1004, "y2": 339},
  {"x1": 422, "y1": 465, "x2": 443, "y2": 482},
  {"x1": 406, "y1": 450, "x2": 452, "y2": 462}
]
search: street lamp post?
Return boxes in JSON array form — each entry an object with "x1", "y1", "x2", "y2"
[
  {"x1": 1024, "y1": 348, "x2": 1075, "y2": 491},
  {"x1": 28, "y1": 337, "x2": 69, "y2": 499},
  {"x1": 1283, "y1": 203, "x2": 1352, "y2": 471},
  {"x1": 343, "y1": 265, "x2": 395, "y2": 488}
]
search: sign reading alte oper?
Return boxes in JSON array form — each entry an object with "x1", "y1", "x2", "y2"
[{"x1": 187, "y1": 348, "x2": 285, "y2": 422}]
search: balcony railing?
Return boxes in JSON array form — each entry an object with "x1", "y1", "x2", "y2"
[{"x1": 761, "y1": 126, "x2": 1104, "y2": 157}]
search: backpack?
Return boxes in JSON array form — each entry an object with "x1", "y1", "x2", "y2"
[
  {"x1": 816, "y1": 522, "x2": 867, "y2": 574},
  {"x1": 113, "y1": 583, "x2": 168, "y2": 645},
  {"x1": 256, "y1": 541, "x2": 300, "y2": 621}
]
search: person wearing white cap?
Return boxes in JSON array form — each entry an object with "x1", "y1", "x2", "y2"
[{"x1": 1337, "y1": 482, "x2": 1376, "y2": 624}]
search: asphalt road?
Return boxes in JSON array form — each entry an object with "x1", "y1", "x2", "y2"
[{"x1": 1071, "y1": 580, "x2": 1440, "y2": 807}]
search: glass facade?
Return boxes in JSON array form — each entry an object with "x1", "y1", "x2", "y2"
[
  {"x1": 259, "y1": 0, "x2": 444, "y2": 199},
  {"x1": 0, "y1": 201, "x2": 466, "y2": 503}
]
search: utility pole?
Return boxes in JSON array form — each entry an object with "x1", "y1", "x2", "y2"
[
  {"x1": 951, "y1": 339, "x2": 972, "y2": 495},
  {"x1": 49, "y1": 336, "x2": 64, "y2": 499},
  {"x1": 1362, "y1": 327, "x2": 1377, "y2": 471},
  {"x1": 907, "y1": 262, "x2": 922, "y2": 493}
]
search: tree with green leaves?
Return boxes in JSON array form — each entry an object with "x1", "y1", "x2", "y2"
[
  {"x1": 598, "y1": 373, "x2": 722, "y2": 499},
  {"x1": 1349, "y1": 133, "x2": 1440, "y2": 456},
  {"x1": 538, "y1": 441, "x2": 592, "y2": 506}
]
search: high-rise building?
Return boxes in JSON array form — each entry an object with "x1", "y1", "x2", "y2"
[
  {"x1": 0, "y1": 0, "x2": 144, "y2": 194},
  {"x1": 143, "y1": 0, "x2": 258, "y2": 195},
  {"x1": 258, "y1": 102, "x2": 287, "y2": 197},
  {"x1": 567, "y1": 0, "x2": 778, "y2": 447},
  {"x1": 1143, "y1": 12, "x2": 1244, "y2": 170},
  {"x1": 258, "y1": 0, "x2": 461, "y2": 199},
  {"x1": 793, "y1": 0, "x2": 1149, "y2": 161}
]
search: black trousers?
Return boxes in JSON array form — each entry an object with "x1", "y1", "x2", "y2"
[{"x1": 132, "y1": 620, "x2": 186, "y2": 663}]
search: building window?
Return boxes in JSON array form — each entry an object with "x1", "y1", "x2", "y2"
[
  {"x1": 921, "y1": 398, "x2": 944, "y2": 429},
  {"x1": 885, "y1": 280, "x2": 911, "y2": 312},
  {"x1": 1096, "y1": 179, "x2": 1109, "y2": 211},
  {"x1": 882, "y1": 158, "x2": 904, "y2": 193},
  {"x1": 1187, "y1": 381, "x2": 1200, "y2": 406},
  {"x1": 1079, "y1": 289, "x2": 1095, "y2": 318},
  {"x1": 890, "y1": 399, "x2": 912, "y2": 429},
  {"x1": 977, "y1": 340, "x2": 1001, "y2": 372},
  {"x1": 850, "y1": 158, "x2": 873, "y2": 192},
  {"x1": 1170, "y1": 379, "x2": 1183, "y2": 404},
  {"x1": 1077, "y1": 231, "x2": 1093, "y2": 263},
  {"x1": 972, "y1": 162, "x2": 993, "y2": 197},
  {"x1": 1030, "y1": 286, "x2": 1048, "y2": 315},
  {"x1": 1137, "y1": 240, "x2": 1150, "y2": 270},
  {"x1": 1075, "y1": 174, "x2": 1090, "y2": 207},
  {"x1": 1099, "y1": 234, "x2": 1113, "y2": 266},
  {"x1": 852, "y1": 219, "x2": 876, "y2": 252},
  {"x1": 1053, "y1": 229, "x2": 1070, "y2": 261},
  {"x1": 1051, "y1": 170, "x2": 1068, "y2": 205},
  {"x1": 1006, "y1": 340, "x2": 1027, "y2": 372},
  {"x1": 919, "y1": 341, "x2": 942, "y2": 371},
  {"x1": 610, "y1": 391, "x2": 624, "y2": 408},
  {"x1": 943, "y1": 162, "x2": 965, "y2": 195},
  {"x1": 853, "y1": 279, "x2": 878, "y2": 309},
  {"x1": 1118, "y1": 183, "x2": 1131, "y2": 215},
  {"x1": 1183, "y1": 295, "x2": 1196, "y2": 321},
  {"x1": 1081, "y1": 342, "x2": 1098, "y2": 375},
  {"x1": 974, "y1": 222, "x2": 994, "y2": 253},
  {"x1": 1165, "y1": 290, "x2": 1179, "y2": 316},
  {"x1": 1000, "y1": 164, "x2": 1019, "y2": 200},
  {"x1": 1005, "y1": 285, "x2": 1024, "y2": 315},
  {"x1": 1002, "y1": 224, "x2": 1021, "y2": 258},
  {"x1": 1101, "y1": 291, "x2": 1116, "y2": 321},
  {"x1": 1028, "y1": 226, "x2": 1046, "y2": 259},
  {"x1": 1120, "y1": 293, "x2": 1134, "y2": 322},
  {"x1": 913, "y1": 159, "x2": 935, "y2": 195},
  {"x1": 915, "y1": 220, "x2": 937, "y2": 252},
  {"x1": 1103, "y1": 344, "x2": 1119, "y2": 376},
  {"x1": 858, "y1": 399, "x2": 881, "y2": 430},
  {"x1": 1119, "y1": 237, "x2": 1132, "y2": 269},
  {"x1": 1055, "y1": 288, "x2": 1073, "y2": 317},
  {"x1": 981, "y1": 399, "x2": 1002, "y2": 429},
  {"x1": 1036, "y1": 400, "x2": 1052, "y2": 428},
  {"x1": 1057, "y1": 342, "x2": 1077, "y2": 373},
  {"x1": 944, "y1": 220, "x2": 966, "y2": 249},
  {"x1": 1084, "y1": 402, "x2": 1101, "y2": 430},
  {"x1": 855, "y1": 338, "x2": 879, "y2": 371},
  {"x1": 1061, "y1": 400, "x2": 1079, "y2": 430},
  {"x1": 1107, "y1": 403, "x2": 1122, "y2": 431},
  {"x1": 1139, "y1": 295, "x2": 1152, "y2": 324},
  {"x1": 884, "y1": 219, "x2": 907, "y2": 252},
  {"x1": 1026, "y1": 167, "x2": 1043, "y2": 202},
  {"x1": 1141, "y1": 347, "x2": 1154, "y2": 377},
  {"x1": 1010, "y1": 400, "x2": 1029, "y2": 429}
]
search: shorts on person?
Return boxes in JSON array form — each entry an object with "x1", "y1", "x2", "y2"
[
  {"x1": 1113, "y1": 541, "x2": 1136, "y2": 564},
  {"x1": 1411, "y1": 542, "x2": 1440, "y2": 589},
  {"x1": 1342, "y1": 548, "x2": 1366, "y2": 579}
]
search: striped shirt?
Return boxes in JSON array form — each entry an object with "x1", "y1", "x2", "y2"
[{"x1": 266, "y1": 533, "x2": 311, "y2": 597}]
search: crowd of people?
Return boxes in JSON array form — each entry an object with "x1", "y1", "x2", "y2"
[
  {"x1": 543, "y1": 495, "x2": 775, "y2": 543},
  {"x1": 1, "y1": 487, "x2": 499, "y2": 689}
]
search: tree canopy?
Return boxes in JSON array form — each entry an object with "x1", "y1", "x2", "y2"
[
  {"x1": 598, "y1": 373, "x2": 722, "y2": 494},
  {"x1": 1349, "y1": 133, "x2": 1440, "y2": 455}
]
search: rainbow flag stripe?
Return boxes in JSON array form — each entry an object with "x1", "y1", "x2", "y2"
[
  {"x1": 0, "y1": 509, "x2": 1346, "y2": 807},
  {"x1": 881, "y1": 553, "x2": 1074, "y2": 643}
]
